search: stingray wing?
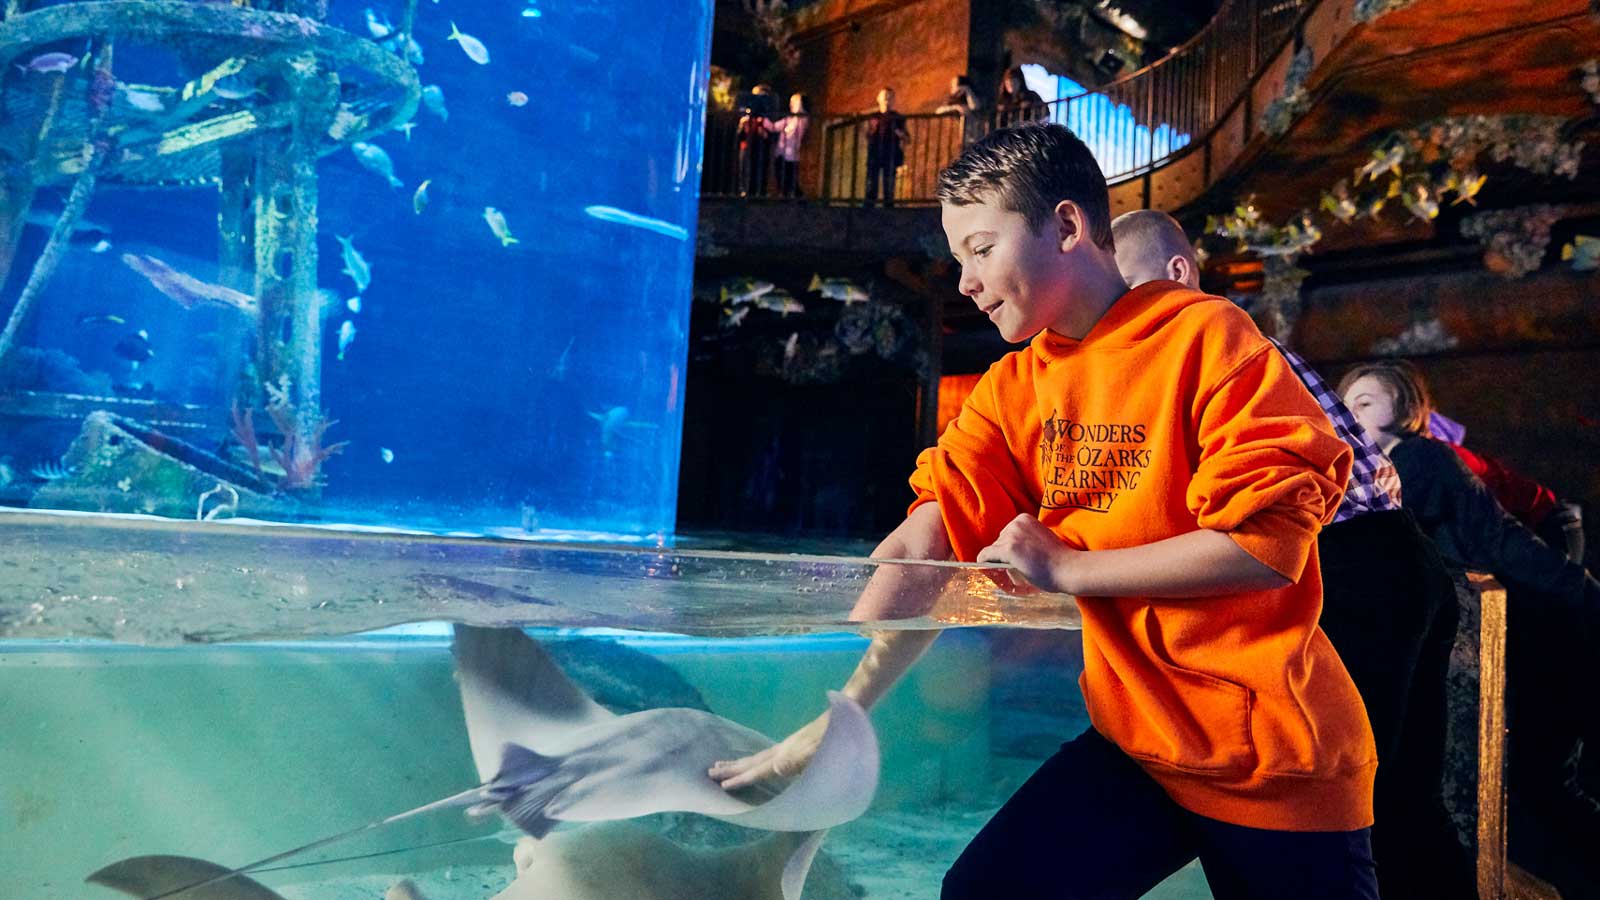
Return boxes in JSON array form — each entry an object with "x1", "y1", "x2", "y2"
[
  {"x1": 86, "y1": 855, "x2": 287, "y2": 900},
  {"x1": 454, "y1": 625, "x2": 614, "y2": 778},
  {"x1": 717, "y1": 691, "x2": 878, "y2": 832}
]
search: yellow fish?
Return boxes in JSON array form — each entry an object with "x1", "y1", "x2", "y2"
[{"x1": 1562, "y1": 235, "x2": 1599, "y2": 272}]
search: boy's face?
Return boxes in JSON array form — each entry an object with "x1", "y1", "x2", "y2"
[
  {"x1": 1341, "y1": 375, "x2": 1399, "y2": 442},
  {"x1": 943, "y1": 196, "x2": 1073, "y2": 343},
  {"x1": 877, "y1": 89, "x2": 894, "y2": 111}
]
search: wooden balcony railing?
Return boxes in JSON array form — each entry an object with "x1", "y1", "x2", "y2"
[{"x1": 700, "y1": 0, "x2": 1314, "y2": 205}]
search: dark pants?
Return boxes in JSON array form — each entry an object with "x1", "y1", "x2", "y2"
[
  {"x1": 865, "y1": 151, "x2": 896, "y2": 207},
  {"x1": 1315, "y1": 509, "x2": 1475, "y2": 898},
  {"x1": 738, "y1": 139, "x2": 770, "y2": 196},
  {"x1": 943, "y1": 728, "x2": 1379, "y2": 900},
  {"x1": 776, "y1": 158, "x2": 800, "y2": 197}
]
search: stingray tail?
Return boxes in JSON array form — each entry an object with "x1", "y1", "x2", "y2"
[{"x1": 477, "y1": 743, "x2": 565, "y2": 839}]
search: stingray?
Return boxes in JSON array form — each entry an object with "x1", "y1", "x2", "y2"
[{"x1": 86, "y1": 626, "x2": 879, "y2": 900}]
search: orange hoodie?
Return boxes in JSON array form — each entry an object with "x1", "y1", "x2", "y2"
[{"x1": 909, "y1": 281, "x2": 1375, "y2": 832}]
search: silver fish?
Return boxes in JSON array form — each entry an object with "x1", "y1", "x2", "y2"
[
  {"x1": 16, "y1": 52, "x2": 77, "y2": 74},
  {"x1": 335, "y1": 236, "x2": 372, "y2": 292},
  {"x1": 447, "y1": 21, "x2": 490, "y2": 64},
  {"x1": 365, "y1": 7, "x2": 394, "y2": 39},
  {"x1": 807, "y1": 275, "x2": 869, "y2": 304},
  {"x1": 483, "y1": 207, "x2": 519, "y2": 247},
  {"x1": 584, "y1": 204, "x2": 688, "y2": 241},
  {"x1": 337, "y1": 320, "x2": 357, "y2": 361},
  {"x1": 351, "y1": 141, "x2": 402, "y2": 188}
]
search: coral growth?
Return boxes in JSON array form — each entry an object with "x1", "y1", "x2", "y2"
[
  {"x1": 266, "y1": 404, "x2": 347, "y2": 490},
  {"x1": 229, "y1": 403, "x2": 263, "y2": 477}
]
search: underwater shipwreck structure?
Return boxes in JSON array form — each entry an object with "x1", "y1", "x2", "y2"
[{"x1": 0, "y1": 0, "x2": 419, "y2": 517}]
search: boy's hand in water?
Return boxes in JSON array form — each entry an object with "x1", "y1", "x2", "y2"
[
  {"x1": 709, "y1": 709, "x2": 831, "y2": 790},
  {"x1": 977, "y1": 514, "x2": 1078, "y2": 594}
]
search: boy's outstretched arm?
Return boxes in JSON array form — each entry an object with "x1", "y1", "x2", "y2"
[
  {"x1": 709, "y1": 502, "x2": 953, "y2": 790},
  {"x1": 979, "y1": 513, "x2": 1292, "y2": 597}
]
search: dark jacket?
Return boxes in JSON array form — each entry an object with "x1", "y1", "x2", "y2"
[{"x1": 1390, "y1": 435, "x2": 1594, "y2": 599}]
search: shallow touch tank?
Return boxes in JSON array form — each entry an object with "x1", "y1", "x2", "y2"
[{"x1": 0, "y1": 0, "x2": 710, "y2": 540}]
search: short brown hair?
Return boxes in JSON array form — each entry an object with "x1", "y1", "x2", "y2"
[
  {"x1": 1336, "y1": 361, "x2": 1435, "y2": 437},
  {"x1": 936, "y1": 123, "x2": 1114, "y2": 251}
]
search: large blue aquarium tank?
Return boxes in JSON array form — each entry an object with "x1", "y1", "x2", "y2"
[
  {"x1": 0, "y1": 2, "x2": 1210, "y2": 898},
  {"x1": 0, "y1": 0, "x2": 701, "y2": 538}
]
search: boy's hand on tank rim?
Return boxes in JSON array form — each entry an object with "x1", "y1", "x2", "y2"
[{"x1": 976, "y1": 514, "x2": 1079, "y2": 595}]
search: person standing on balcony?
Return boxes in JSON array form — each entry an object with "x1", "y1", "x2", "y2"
[
  {"x1": 937, "y1": 74, "x2": 983, "y2": 146},
  {"x1": 996, "y1": 66, "x2": 1048, "y2": 129},
  {"x1": 864, "y1": 87, "x2": 908, "y2": 208},
  {"x1": 768, "y1": 92, "x2": 810, "y2": 198},
  {"x1": 737, "y1": 84, "x2": 779, "y2": 197}
]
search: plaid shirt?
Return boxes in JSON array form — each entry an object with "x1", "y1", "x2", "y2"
[{"x1": 1268, "y1": 338, "x2": 1402, "y2": 522}]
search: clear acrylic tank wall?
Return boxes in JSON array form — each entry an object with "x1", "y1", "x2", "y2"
[{"x1": 0, "y1": 0, "x2": 709, "y2": 539}]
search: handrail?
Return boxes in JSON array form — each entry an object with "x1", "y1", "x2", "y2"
[{"x1": 701, "y1": 0, "x2": 1318, "y2": 204}]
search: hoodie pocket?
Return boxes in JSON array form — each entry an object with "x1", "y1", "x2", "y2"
[{"x1": 1081, "y1": 661, "x2": 1257, "y2": 775}]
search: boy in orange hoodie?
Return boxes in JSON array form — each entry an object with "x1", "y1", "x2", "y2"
[{"x1": 711, "y1": 124, "x2": 1378, "y2": 898}]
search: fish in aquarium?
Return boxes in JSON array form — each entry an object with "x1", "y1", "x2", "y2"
[
  {"x1": 483, "y1": 207, "x2": 519, "y2": 247},
  {"x1": 121, "y1": 254, "x2": 256, "y2": 316},
  {"x1": 76, "y1": 313, "x2": 126, "y2": 327},
  {"x1": 412, "y1": 179, "x2": 431, "y2": 215},
  {"x1": 337, "y1": 320, "x2": 357, "y2": 361},
  {"x1": 82, "y1": 628, "x2": 875, "y2": 900},
  {"x1": 380, "y1": 447, "x2": 395, "y2": 463},
  {"x1": 584, "y1": 205, "x2": 688, "y2": 241},
  {"x1": 16, "y1": 51, "x2": 78, "y2": 74},
  {"x1": 335, "y1": 236, "x2": 372, "y2": 292},
  {"x1": 588, "y1": 406, "x2": 659, "y2": 457},
  {"x1": 719, "y1": 278, "x2": 773, "y2": 305},
  {"x1": 351, "y1": 141, "x2": 403, "y2": 188},
  {"x1": 364, "y1": 6, "x2": 394, "y2": 39},
  {"x1": 447, "y1": 21, "x2": 491, "y2": 64},
  {"x1": 113, "y1": 329, "x2": 154, "y2": 368},
  {"x1": 346, "y1": 295, "x2": 362, "y2": 314},
  {"x1": 507, "y1": 90, "x2": 529, "y2": 107},
  {"x1": 548, "y1": 337, "x2": 575, "y2": 380},
  {"x1": 1564, "y1": 234, "x2": 1600, "y2": 271},
  {"x1": 421, "y1": 83, "x2": 448, "y2": 120},
  {"x1": 754, "y1": 290, "x2": 804, "y2": 317},
  {"x1": 1355, "y1": 143, "x2": 1406, "y2": 183},
  {"x1": 722, "y1": 305, "x2": 750, "y2": 328},
  {"x1": 395, "y1": 120, "x2": 418, "y2": 140},
  {"x1": 807, "y1": 275, "x2": 870, "y2": 304},
  {"x1": 210, "y1": 71, "x2": 257, "y2": 101}
]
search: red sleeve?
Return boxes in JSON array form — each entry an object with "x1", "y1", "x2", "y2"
[{"x1": 1450, "y1": 445, "x2": 1558, "y2": 527}]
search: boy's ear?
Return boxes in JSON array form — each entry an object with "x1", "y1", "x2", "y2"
[{"x1": 1054, "y1": 200, "x2": 1086, "y2": 252}]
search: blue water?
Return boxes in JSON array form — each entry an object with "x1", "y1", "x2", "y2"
[{"x1": 1, "y1": 0, "x2": 711, "y2": 538}]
